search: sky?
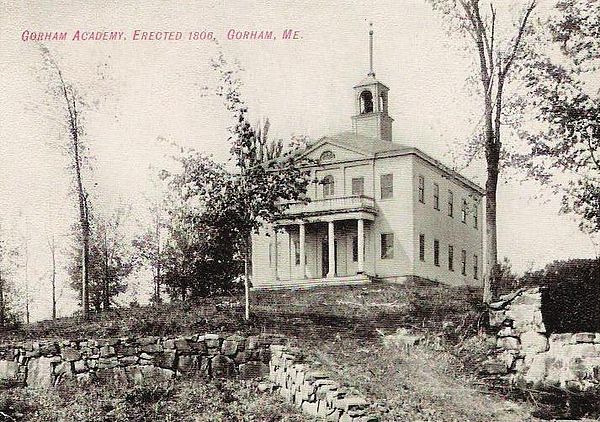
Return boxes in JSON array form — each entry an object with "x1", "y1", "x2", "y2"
[{"x1": 0, "y1": 0, "x2": 598, "y2": 321}]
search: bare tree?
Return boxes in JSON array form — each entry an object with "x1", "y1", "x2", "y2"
[
  {"x1": 40, "y1": 47, "x2": 91, "y2": 319},
  {"x1": 47, "y1": 234, "x2": 57, "y2": 320},
  {"x1": 0, "y1": 222, "x2": 21, "y2": 327},
  {"x1": 428, "y1": 0, "x2": 536, "y2": 302}
]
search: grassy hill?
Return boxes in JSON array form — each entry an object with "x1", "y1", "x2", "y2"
[{"x1": 0, "y1": 283, "x2": 540, "y2": 421}]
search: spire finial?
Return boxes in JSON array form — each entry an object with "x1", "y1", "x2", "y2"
[{"x1": 368, "y1": 22, "x2": 375, "y2": 77}]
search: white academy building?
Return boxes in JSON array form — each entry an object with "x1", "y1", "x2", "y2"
[{"x1": 251, "y1": 26, "x2": 484, "y2": 289}]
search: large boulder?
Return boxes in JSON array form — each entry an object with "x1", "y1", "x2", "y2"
[
  {"x1": 27, "y1": 356, "x2": 54, "y2": 388},
  {"x1": 0, "y1": 360, "x2": 19, "y2": 381}
]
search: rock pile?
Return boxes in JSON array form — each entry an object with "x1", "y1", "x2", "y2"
[
  {"x1": 486, "y1": 287, "x2": 600, "y2": 391},
  {"x1": 268, "y1": 344, "x2": 378, "y2": 422}
]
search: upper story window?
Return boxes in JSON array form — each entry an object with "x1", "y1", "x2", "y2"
[
  {"x1": 461, "y1": 199, "x2": 468, "y2": 224},
  {"x1": 473, "y1": 204, "x2": 478, "y2": 229},
  {"x1": 461, "y1": 249, "x2": 467, "y2": 276},
  {"x1": 433, "y1": 183, "x2": 440, "y2": 210},
  {"x1": 381, "y1": 174, "x2": 393, "y2": 199},
  {"x1": 320, "y1": 150, "x2": 335, "y2": 161},
  {"x1": 352, "y1": 177, "x2": 364, "y2": 196},
  {"x1": 360, "y1": 90, "x2": 374, "y2": 114},
  {"x1": 433, "y1": 239, "x2": 440, "y2": 267},
  {"x1": 322, "y1": 175, "x2": 335, "y2": 197},
  {"x1": 448, "y1": 245, "x2": 454, "y2": 271},
  {"x1": 473, "y1": 254, "x2": 479, "y2": 280},
  {"x1": 418, "y1": 175, "x2": 425, "y2": 203},
  {"x1": 448, "y1": 190, "x2": 454, "y2": 217},
  {"x1": 419, "y1": 234, "x2": 425, "y2": 262}
]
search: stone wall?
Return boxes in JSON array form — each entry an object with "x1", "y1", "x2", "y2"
[
  {"x1": 268, "y1": 344, "x2": 377, "y2": 422},
  {"x1": 486, "y1": 287, "x2": 600, "y2": 391},
  {"x1": 0, "y1": 333, "x2": 379, "y2": 421},
  {"x1": 0, "y1": 333, "x2": 279, "y2": 388}
]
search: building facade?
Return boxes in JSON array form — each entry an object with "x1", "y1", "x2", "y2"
[{"x1": 251, "y1": 31, "x2": 484, "y2": 290}]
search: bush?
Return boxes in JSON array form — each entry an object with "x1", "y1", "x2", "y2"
[
  {"x1": 541, "y1": 280, "x2": 600, "y2": 333},
  {"x1": 521, "y1": 258, "x2": 600, "y2": 287}
]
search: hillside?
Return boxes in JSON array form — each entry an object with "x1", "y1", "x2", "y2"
[{"x1": 0, "y1": 284, "x2": 539, "y2": 421}]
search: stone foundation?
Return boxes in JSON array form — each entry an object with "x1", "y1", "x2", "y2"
[{"x1": 486, "y1": 287, "x2": 600, "y2": 391}]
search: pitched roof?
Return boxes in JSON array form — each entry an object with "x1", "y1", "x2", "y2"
[
  {"x1": 321, "y1": 132, "x2": 409, "y2": 156},
  {"x1": 308, "y1": 132, "x2": 485, "y2": 195}
]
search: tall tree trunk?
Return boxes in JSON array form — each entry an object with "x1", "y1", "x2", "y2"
[
  {"x1": 484, "y1": 163, "x2": 499, "y2": 303},
  {"x1": 24, "y1": 240, "x2": 29, "y2": 325},
  {"x1": 103, "y1": 231, "x2": 110, "y2": 310},
  {"x1": 50, "y1": 236, "x2": 56, "y2": 320},
  {"x1": 244, "y1": 235, "x2": 251, "y2": 321},
  {"x1": 0, "y1": 271, "x2": 4, "y2": 328},
  {"x1": 155, "y1": 211, "x2": 161, "y2": 304}
]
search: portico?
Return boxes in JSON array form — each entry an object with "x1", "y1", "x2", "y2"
[{"x1": 266, "y1": 195, "x2": 376, "y2": 288}]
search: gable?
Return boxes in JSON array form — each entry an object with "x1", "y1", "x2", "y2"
[{"x1": 303, "y1": 140, "x2": 370, "y2": 163}]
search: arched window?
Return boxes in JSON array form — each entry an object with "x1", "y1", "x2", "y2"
[
  {"x1": 360, "y1": 90, "x2": 373, "y2": 114},
  {"x1": 322, "y1": 175, "x2": 334, "y2": 197},
  {"x1": 379, "y1": 92, "x2": 387, "y2": 113},
  {"x1": 319, "y1": 150, "x2": 335, "y2": 161}
]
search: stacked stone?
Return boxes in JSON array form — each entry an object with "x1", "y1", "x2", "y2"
[
  {"x1": 0, "y1": 333, "x2": 283, "y2": 388},
  {"x1": 268, "y1": 344, "x2": 378, "y2": 422},
  {"x1": 486, "y1": 287, "x2": 600, "y2": 391}
]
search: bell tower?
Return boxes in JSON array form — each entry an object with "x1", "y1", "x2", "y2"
[{"x1": 351, "y1": 23, "x2": 394, "y2": 142}]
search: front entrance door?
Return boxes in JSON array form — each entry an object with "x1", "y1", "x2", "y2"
[{"x1": 321, "y1": 238, "x2": 337, "y2": 277}]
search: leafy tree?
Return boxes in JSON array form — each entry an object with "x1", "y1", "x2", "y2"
[
  {"x1": 68, "y1": 206, "x2": 135, "y2": 312},
  {"x1": 40, "y1": 46, "x2": 93, "y2": 319},
  {"x1": 0, "y1": 222, "x2": 22, "y2": 328},
  {"x1": 132, "y1": 196, "x2": 167, "y2": 305},
  {"x1": 161, "y1": 54, "x2": 312, "y2": 317},
  {"x1": 520, "y1": 258, "x2": 600, "y2": 287},
  {"x1": 427, "y1": 0, "x2": 537, "y2": 302},
  {"x1": 513, "y1": 0, "x2": 600, "y2": 233}
]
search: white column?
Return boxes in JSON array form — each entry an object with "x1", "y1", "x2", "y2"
[
  {"x1": 357, "y1": 219, "x2": 364, "y2": 274},
  {"x1": 327, "y1": 221, "x2": 335, "y2": 278},
  {"x1": 299, "y1": 222, "x2": 306, "y2": 279},
  {"x1": 273, "y1": 228, "x2": 279, "y2": 280}
]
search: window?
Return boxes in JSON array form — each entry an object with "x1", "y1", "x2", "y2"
[
  {"x1": 294, "y1": 239, "x2": 300, "y2": 266},
  {"x1": 319, "y1": 150, "x2": 335, "y2": 161},
  {"x1": 419, "y1": 234, "x2": 425, "y2": 262},
  {"x1": 352, "y1": 177, "x2": 365, "y2": 196},
  {"x1": 461, "y1": 199, "x2": 467, "y2": 224},
  {"x1": 473, "y1": 254, "x2": 479, "y2": 279},
  {"x1": 473, "y1": 204, "x2": 478, "y2": 229},
  {"x1": 322, "y1": 175, "x2": 334, "y2": 197},
  {"x1": 418, "y1": 176, "x2": 425, "y2": 203},
  {"x1": 379, "y1": 92, "x2": 387, "y2": 113},
  {"x1": 381, "y1": 174, "x2": 393, "y2": 199},
  {"x1": 433, "y1": 183, "x2": 440, "y2": 210},
  {"x1": 352, "y1": 236, "x2": 358, "y2": 262},
  {"x1": 448, "y1": 190, "x2": 454, "y2": 217},
  {"x1": 381, "y1": 233, "x2": 394, "y2": 259},
  {"x1": 434, "y1": 239, "x2": 440, "y2": 266},
  {"x1": 461, "y1": 250, "x2": 467, "y2": 276},
  {"x1": 360, "y1": 90, "x2": 373, "y2": 114},
  {"x1": 448, "y1": 245, "x2": 454, "y2": 271}
]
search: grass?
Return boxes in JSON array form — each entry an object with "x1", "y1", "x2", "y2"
[
  {"x1": 0, "y1": 377, "x2": 309, "y2": 421},
  {"x1": 0, "y1": 283, "x2": 548, "y2": 420}
]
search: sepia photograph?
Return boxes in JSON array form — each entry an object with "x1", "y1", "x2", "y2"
[{"x1": 0, "y1": 0, "x2": 599, "y2": 420}]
